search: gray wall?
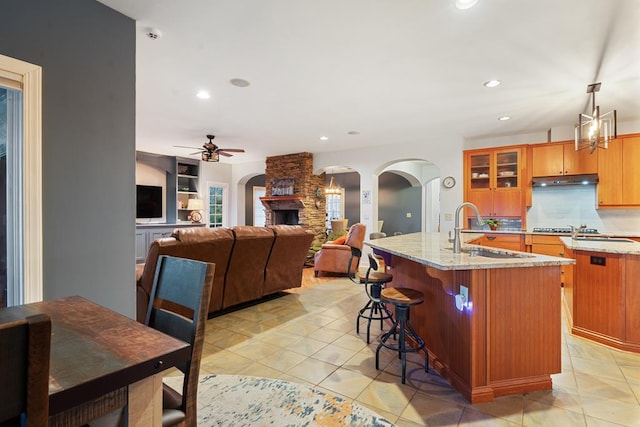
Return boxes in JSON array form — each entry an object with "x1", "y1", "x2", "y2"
[
  {"x1": 244, "y1": 174, "x2": 265, "y2": 225},
  {"x1": 378, "y1": 172, "x2": 422, "y2": 235},
  {"x1": 0, "y1": 0, "x2": 136, "y2": 316}
]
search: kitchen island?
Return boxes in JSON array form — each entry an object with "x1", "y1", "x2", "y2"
[
  {"x1": 560, "y1": 237, "x2": 640, "y2": 353},
  {"x1": 366, "y1": 232, "x2": 574, "y2": 403}
]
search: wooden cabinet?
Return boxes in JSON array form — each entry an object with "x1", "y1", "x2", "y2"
[
  {"x1": 176, "y1": 159, "x2": 200, "y2": 222},
  {"x1": 532, "y1": 141, "x2": 597, "y2": 177},
  {"x1": 474, "y1": 233, "x2": 524, "y2": 251},
  {"x1": 529, "y1": 235, "x2": 573, "y2": 288},
  {"x1": 464, "y1": 146, "x2": 524, "y2": 219},
  {"x1": 597, "y1": 136, "x2": 640, "y2": 207}
]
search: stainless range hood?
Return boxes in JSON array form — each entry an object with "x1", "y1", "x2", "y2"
[{"x1": 531, "y1": 174, "x2": 599, "y2": 187}]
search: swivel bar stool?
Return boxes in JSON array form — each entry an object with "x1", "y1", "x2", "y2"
[
  {"x1": 347, "y1": 247, "x2": 394, "y2": 344},
  {"x1": 375, "y1": 287, "x2": 428, "y2": 384}
]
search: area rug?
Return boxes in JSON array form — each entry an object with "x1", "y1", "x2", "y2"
[{"x1": 164, "y1": 374, "x2": 395, "y2": 426}]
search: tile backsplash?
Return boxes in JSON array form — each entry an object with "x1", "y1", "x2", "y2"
[{"x1": 528, "y1": 186, "x2": 640, "y2": 233}]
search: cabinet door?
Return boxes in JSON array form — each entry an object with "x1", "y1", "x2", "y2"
[
  {"x1": 135, "y1": 230, "x2": 148, "y2": 263},
  {"x1": 466, "y1": 189, "x2": 493, "y2": 217},
  {"x1": 492, "y1": 190, "x2": 522, "y2": 217},
  {"x1": 480, "y1": 234, "x2": 523, "y2": 251},
  {"x1": 622, "y1": 136, "x2": 640, "y2": 205},
  {"x1": 467, "y1": 152, "x2": 492, "y2": 190},
  {"x1": 495, "y1": 149, "x2": 520, "y2": 190},
  {"x1": 532, "y1": 144, "x2": 563, "y2": 177},
  {"x1": 563, "y1": 142, "x2": 597, "y2": 175},
  {"x1": 597, "y1": 139, "x2": 623, "y2": 206}
]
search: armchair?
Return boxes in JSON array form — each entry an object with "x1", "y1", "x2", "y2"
[{"x1": 314, "y1": 223, "x2": 366, "y2": 277}]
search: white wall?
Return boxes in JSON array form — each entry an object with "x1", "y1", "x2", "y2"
[
  {"x1": 528, "y1": 185, "x2": 640, "y2": 233},
  {"x1": 314, "y1": 133, "x2": 464, "y2": 237}
]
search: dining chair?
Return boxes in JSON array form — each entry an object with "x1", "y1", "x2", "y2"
[
  {"x1": 0, "y1": 313, "x2": 52, "y2": 427},
  {"x1": 147, "y1": 255, "x2": 215, "y2": 427}
]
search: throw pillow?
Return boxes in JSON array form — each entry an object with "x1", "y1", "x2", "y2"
[{"x1": 332, "y1": 235, "x2": 347, "y2": 245}]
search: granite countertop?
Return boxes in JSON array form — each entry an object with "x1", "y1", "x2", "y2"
[
  {"x1": 366, "y1": 232, "x2": 574, "y2": 271},
  {"x1": 462, "y1": 229, "x2": 640, "y2": 238},
  {"x1": 559, "y1": 237, "x2": 640, "y2": 255}
]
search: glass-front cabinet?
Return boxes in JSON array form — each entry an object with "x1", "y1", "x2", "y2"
[{"x1": 464, "y1": 146, "x2": 524, "y2": 221}]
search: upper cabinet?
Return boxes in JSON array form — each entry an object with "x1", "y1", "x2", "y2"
[
  {"x1": 532, "y1": 141, "x2": 597, "y2": 177},
  {"x1": 464, "y1": 146, "x2": 525, "y2": 218},
  {"x1": 597, "y1": 136, "x2": 640, "y2": 208}
]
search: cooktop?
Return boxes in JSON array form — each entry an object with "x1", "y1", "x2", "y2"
[{"x1": 532, "y1": 227, "x2": 599, "y2": 234}]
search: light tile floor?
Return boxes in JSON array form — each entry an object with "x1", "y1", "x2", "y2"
[{"x1": 197, "y1": 272, "x2": 640, "y2": 426}]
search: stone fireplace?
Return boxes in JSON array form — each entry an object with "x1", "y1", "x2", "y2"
[{"x1": 261, "y1": 152, "x2": 326, "y2": 242}]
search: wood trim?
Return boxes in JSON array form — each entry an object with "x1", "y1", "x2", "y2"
[{"x1": 0, "y1": 54, "x2": 43, "y2": 303}]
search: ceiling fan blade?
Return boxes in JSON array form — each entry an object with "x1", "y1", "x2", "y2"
[
  {"x1": 189, "y1": 151, "x2": 203, "y2": 155},
  {"x1": 217, "y1": 148, "x2": 245, "y2": 153},
  {"x1": 174, "y1": 145, "x2": 202, "y2": 150},
  {"x1": 218, "y1": 151, "x2": 233, "y2": 157}
]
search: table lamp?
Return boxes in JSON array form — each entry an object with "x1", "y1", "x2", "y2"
[{"x1": 187, "y1": 198, "x2": 204, "y2": 223}]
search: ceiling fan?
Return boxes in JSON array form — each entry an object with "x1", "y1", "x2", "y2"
[{"x1": 175, "y1": 135, "x2": 245, "y2": 162}]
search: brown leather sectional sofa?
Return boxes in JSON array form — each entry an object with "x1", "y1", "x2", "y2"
[{"x1": 136, "y1": 225, "x2": 314, "y2": 322}]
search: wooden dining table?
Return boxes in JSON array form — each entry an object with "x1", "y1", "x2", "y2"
[{"x1": 0, "y1": 295, "x2": 190, "y2": 426}]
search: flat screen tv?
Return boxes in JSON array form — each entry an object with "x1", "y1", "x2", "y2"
[{"x1": 136, "y1": 185, "x2": 163, "y2": 219}]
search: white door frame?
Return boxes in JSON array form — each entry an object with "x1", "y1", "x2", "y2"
[{"x1": 0, "y1": 54, "x2": 43, "y2": 304}]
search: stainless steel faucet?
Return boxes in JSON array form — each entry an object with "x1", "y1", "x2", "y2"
[
  {"x1": 452, "y1": 202, "x2": 484, "y2": 254},
  {"x1": 568, "y1": 224, "x2": 587, "y2": 239}
]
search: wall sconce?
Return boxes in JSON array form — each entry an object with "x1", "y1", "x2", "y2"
[
  {"x1": 187, "y1": 198, "x2": 204, "y2": 223},
  {"x1": 575, "y1": 82, "x2": 617, "y2": 154}
]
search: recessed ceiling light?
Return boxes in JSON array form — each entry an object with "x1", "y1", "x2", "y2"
[
  {"x1": 498, "y1": 116, "x2": 511, "y2": 121},
  {"x1": 230, "y1": 78, "x2": 250, "y2": 87},
  {"x1": 484, "y1": 80, "x2": 501, "y2": 88},
  {"x1": 455, "y1": 0, "x2": 479, "y2": 10},
  {"x1": 347, "y1": 131, "x2": 360, "y2": 135},
  {"x1": 320, "y1": 136, "x2": 329, "y2": 141},
  {"x1": 196, "y1": 90, "x2": 210, "y2": 99}
]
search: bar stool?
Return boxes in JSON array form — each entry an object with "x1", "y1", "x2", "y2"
[
  {"x1": 347, "y1": 248, "x2": 394, "y2": 344},
  {"x1": 375, "y1": 287, "x2": 428, "y2": 384}
]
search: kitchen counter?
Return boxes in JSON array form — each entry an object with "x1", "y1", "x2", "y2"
[
  {"x1": 558, "y1": 236, "x2": 640, "y2": 354},
  {"x1": 560, "y1": 236, "x2": 640, "y2": 255},
  {"x1": 367, "y1": 232, "x2": 573, "y2": 270},
  {"x1": 366, "y1": 232, "x2": 565, "y2": 403}
]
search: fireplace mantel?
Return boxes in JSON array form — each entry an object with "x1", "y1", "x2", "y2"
[{"x1": 260, "y1": 195, "x2": 306, "y2": 209}]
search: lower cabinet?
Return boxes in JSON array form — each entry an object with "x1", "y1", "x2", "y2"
[
  {"x1": 529, "y1": 235, "x2": 573, "y2": 288},
  {"x1": 473, "y1": 233, "x2": 525, "y2": 251},
  {"x1": 135, "y1": 224, "x2": 205, "y2": 263}
]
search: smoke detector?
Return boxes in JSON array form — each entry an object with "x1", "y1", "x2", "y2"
[{"x1": 145, "y1": 28, "x2": 162, "y2": 40}]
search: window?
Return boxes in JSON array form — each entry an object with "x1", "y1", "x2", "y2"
[
  {"x1": 325, "y1": 189, "x2": 345, "y2": 228},
  {"x1": 207, "y1": 182, "x2": 228, "y2": 228}
]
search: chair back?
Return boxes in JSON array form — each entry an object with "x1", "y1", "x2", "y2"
[
  {"x1": 347, "y1": 246, "x2": 362, "y2": 283},
  {"x1": 145, "y1": 255, "x2": 215, "y2": 427},
  {"x1": 0, "y1": 314, "x2": 51, "y2": 427}
]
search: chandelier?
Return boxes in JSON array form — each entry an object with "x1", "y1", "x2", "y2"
[
  {"x1": 575, "y1": 82, "x2": 617, "y2": 154},
  {"x1": 325, "y1": 176, "x2": 342, "y2": 195}
]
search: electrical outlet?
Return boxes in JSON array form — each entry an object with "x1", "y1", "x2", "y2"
[
  {"x1": 460, "y1": 285, "x2": 468, "y2": 303},
  {"x1": 406, "y1": 212, "x2": 412, "y2": 218},
  {"x1": 444, "y1": 213, "x2": 453, "y2": 221}
]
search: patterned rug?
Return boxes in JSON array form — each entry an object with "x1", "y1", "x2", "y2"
[{"x1": 165, "y1": 374, "x2": 395, "y2": 426}]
